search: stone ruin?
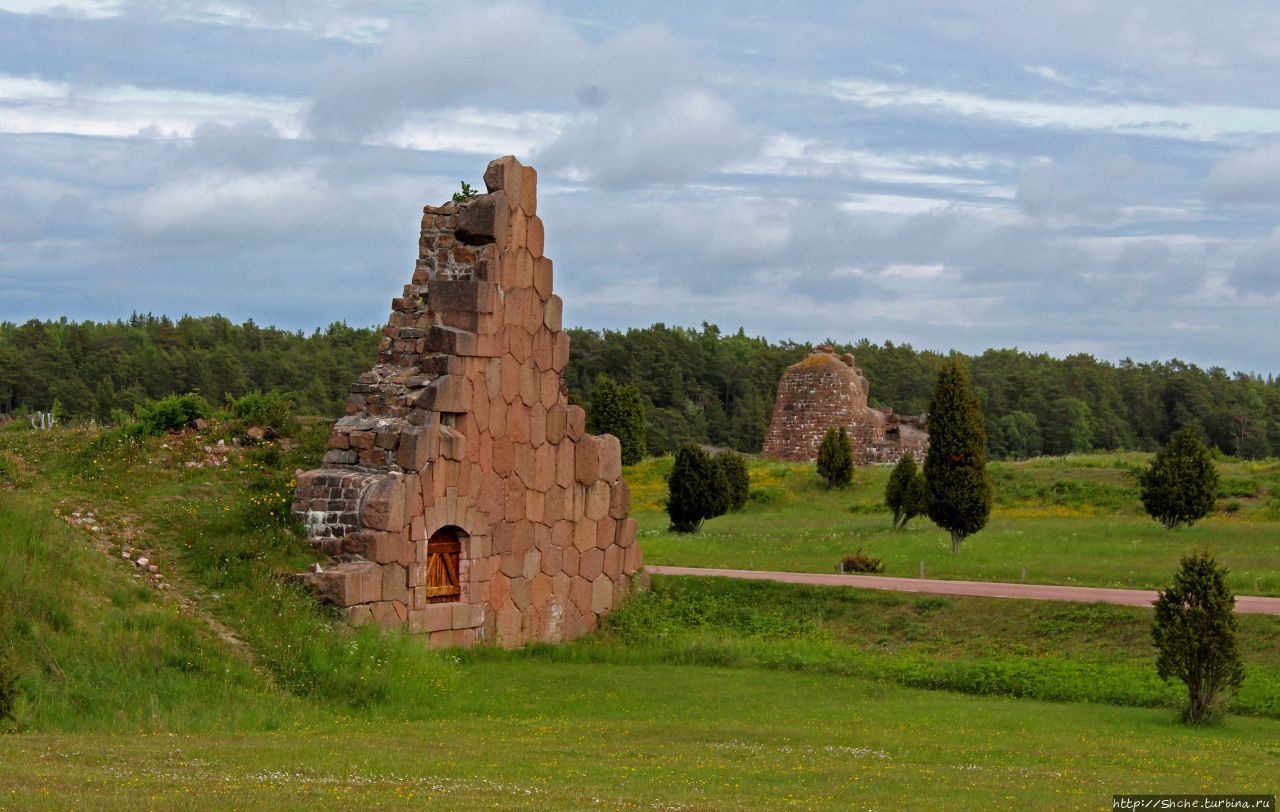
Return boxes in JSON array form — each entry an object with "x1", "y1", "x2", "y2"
[
  {"x1": 762, "y1": 345, "x2": 928, "y2": 465},
  {"x1": 290, "y1": 156, "x2": 644, "y2": 648}
]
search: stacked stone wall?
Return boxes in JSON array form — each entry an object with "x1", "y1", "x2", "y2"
[
  {"x1": 291, "y1": 156, "x2": 643, "y2": 648},
  {"x1": 762, "y1": 347, "x2": 928, "y2": 465}
]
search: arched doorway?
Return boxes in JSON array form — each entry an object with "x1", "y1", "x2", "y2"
[{"x1": 425, "y1": 526, "x2": 462, "y2": 604}]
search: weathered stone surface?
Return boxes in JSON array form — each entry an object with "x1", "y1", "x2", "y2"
[
  {"x1": 414, "y1": 374, "x2": 472, "y2": 413},
  {"x1": 381, "y1": 562, "x2": 409, "y2": 605},
  {"x1": 305, "y1": 561, "x2": 382, "y2": 606},
  {"x1": 543, "y1": 293, "x2": 562, "y2": 331},
  {"x1": 396, "y1": 426, "x2": 434, "y2": 470},
  {"x1": 528, "y1": 217, "x2": 546, "y2": 258},
  {"x1": 591, "y1": 574, "x2": 613, "y2": 614},
  {"x1": 763, "y1": 346, "x2": 929, "y2": 464},
  {"x1": 566, "y1": 405, "x2": 586, "y2": 440},
  {"x1": 546, "y1": 403, "x2": 567, "y2": 444},
  {"x1": 362, "y1": 477, "x2": 406, "y2": 531},
  {"x1": 455, "y1": 193, "x2": 510, "y2": 246},
  {"x1": 608, "y1": 480, "x2": 631, "y2": 519},
  {"x1": 598, "y1": 434, "x2": 622, "y2": 483},
  {"x1": 292, "y1": 155, "x2": 641, "y2": 650},
  {"x1": 574, "y1": 434, "x2": 601, "y2": 484}
]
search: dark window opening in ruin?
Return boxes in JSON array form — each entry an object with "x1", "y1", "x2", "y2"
[
  {"x1": 425, "y1": 526, "x2": 462, "y2": 603},
  {"x1": 440, "y1": 413, "x2": 459, "y2": 428}
]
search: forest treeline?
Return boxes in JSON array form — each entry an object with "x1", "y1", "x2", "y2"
[
  {"x1": 0, "y1": 314, "x2": 378, "y2": 422},
  {"x1": 2, "y1": 315, "x2": 1278, "y2": 460}
]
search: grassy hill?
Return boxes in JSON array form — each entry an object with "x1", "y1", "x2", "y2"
[{"x1": 1, "y1": 422, "x2": 1278, "y2": 807}]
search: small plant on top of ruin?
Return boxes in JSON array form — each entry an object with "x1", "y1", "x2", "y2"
[
  {"x1": 839, "y1": 548, "x2": 884, "y2": 574},
  {"x1": 667, "y1": 443, "x2": 729, "y2": 533},
  {"x1": 924, "y1": 360, "x2": 992, "y2": 553},
  {"x1": 451, "y1": 181, "x2": 479, "y2": 203},
  {"x1": 885, "y1": 452, "x2": 927, "y2": 529},
  {"x1": 1152, "y1": 549, "x2": 1244, "y2": 724},
  {"x1": 817, "y1": 426, "x2": 853, "y2": 488},
  {"x1": 1139, "y1": 427, "x2": 1219, "y2": 529}
]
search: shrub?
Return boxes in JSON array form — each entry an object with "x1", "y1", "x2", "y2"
[
  {"x1": 885, "y1": 453, "x2": 927, "y2": 529},
  {"x1": 839, "y1": 549, "x2": 885, "y2": 574},
  {"x1": 132, "y1": 393, "x2": 211, "y2": 437},
  {"x1": 226, "y1": 390, "x2": 297, "y2": 438},
  {"x1": 715, "y1": 450, "x2": 750, "y2": 512},
  {"x1": 817, "y1": 426, "x2": 853, "y2": 488},
  {"x1": 667, "y1": 444, "x2": 729, "y2": 533},
  {"x1": 586, "y1": 376, "x2": 647, "y2": 465},
  {"x1": 1152, "y1": 549, "x2": 1244, "y2": 724},
  {"x1": 1139, "y1": 428, "x2": 1219, "y2": 529}
]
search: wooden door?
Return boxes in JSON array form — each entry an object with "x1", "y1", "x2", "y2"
[{"x1": 425, "y1": 528, "x2": 461, "y2": 603}]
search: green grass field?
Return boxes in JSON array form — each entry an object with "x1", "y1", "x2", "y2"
[
  {"x1": 3, "y1": 661, "x2": 1278, "y2": 810},
  {"x1": 1, "y1": 423, "x2": 1278, "y2": 808},
  {"x1": 630, "y1": 454, "x2": 1280, "y2": 595}
]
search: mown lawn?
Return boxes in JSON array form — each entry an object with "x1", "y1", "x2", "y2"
[
  {"x1": 628, "y1": 454, "x2": 1280, "y2": 595},
  {"x1": 2, "y1": 659, "x2": 1278, "y2": 810}
]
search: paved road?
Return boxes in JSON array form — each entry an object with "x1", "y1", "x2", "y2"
[{"x1": 646, "y1": 565, "x2": 1280, "y2": 615}]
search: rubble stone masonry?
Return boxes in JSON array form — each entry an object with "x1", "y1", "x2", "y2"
[
  {"x1": 762, "y1": 346, "x2": 928, "y2": 465},
  {"x1": 291, "y1": 156, "x2": 643, "y2": 647}
]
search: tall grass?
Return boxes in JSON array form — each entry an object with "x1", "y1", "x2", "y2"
[
  {"x1": 0, "y1": 422, "x2": 459, "y2": 732},
  {"x1": 0, "y1": 495, "x2": 293, "y2": 732}
]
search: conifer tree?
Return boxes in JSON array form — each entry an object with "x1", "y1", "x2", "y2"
[
  {"x1": 1153, "y1": 549, "x2": 1244, "y2": 724},
  {"x1": 586, "y1": 375, "x2": 647, "y2": 465},
  {"x1": 1139, "y1": 427, "x2": 1219, "y2": 529},
  {"x1": 817, "y1": 426, "x2": 854, "y2": 488},
  {"x1": 667, "y1": 444, "x2": 729, "y2": 533},
  {"x1": 924, "y1": 360, "x2": 992, "y2": 553},
  {"x1": 885, "y1": 452, "x2": 926, "y2": 529}
]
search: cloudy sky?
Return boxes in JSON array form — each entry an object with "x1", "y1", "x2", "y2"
[{"x1": 2, "y1": 1, "x2": 1279, "y2": 373}]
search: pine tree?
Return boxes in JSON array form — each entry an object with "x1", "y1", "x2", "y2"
[
  {"x1": 586, "y1": 375, "x2": 647, "y2": 465},
  {"x1": 1139, "y1": 427, "x2": 1219, "y2": 529},
  {"x1": 885, "y1": 452, "x2": 926, "y2": 528},
  {"x1": 817, "y1": 426, "x2": 854, "y2": 488},
  {"x1": 715, "y1": 450, "x2": 750, "y2": 512},
  {"x1": 1153, "y1": 549, "x2": 1244, "y2": 724},
  {"x1": 924, "y1": 360, "x2": 992, "y2": 553},
  {"x1": 667, "y1": 444, "x2": 729, "y2": 533}
]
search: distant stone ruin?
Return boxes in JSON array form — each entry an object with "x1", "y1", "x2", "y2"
[
  {"x1": 291, "y1": 156, "x2": 643, "y2": 648},
  {"x1": 762, "y1": 346, "x2": 928, "y2": 464}
]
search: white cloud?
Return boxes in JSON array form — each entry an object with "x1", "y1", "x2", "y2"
[
  {"x1": 537, "y1": 89, "x2": 757, "y2": 187},
  {"x1": 1016, "y1": 143, "x2": 1177, "y2": 222},
  {"x1": 1205, "y1": 142, "x2": 1280, "y2": 204},
  {"x1": 306, "y1": 2, "x2": 754, "y2": 186},
  {"x1": 829, "y1": 78, "x2": 1280, "y2": 140},
  {"x1": 1230, "y1": 228, "x2": 1280, "y2": 296},
  {"x1": 0, "y1": 72, "x2": 303, "y2": 139}
]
